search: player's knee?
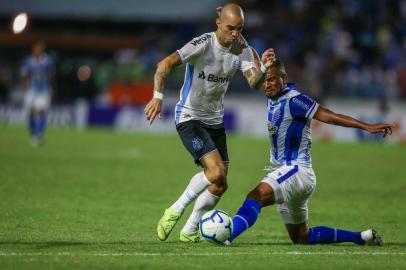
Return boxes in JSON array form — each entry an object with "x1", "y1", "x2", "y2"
[
  {"x1": 206, "y1": 164, "x2": 227, "y2": 183},
  {"x1": 206, "y1": 165, "x2": 227, "y2": 194},
  {"x1": 246, "y1": 188, "x2": 262, "y2": 201},
  {"x1": 246, "y1": 184, "x2": 273, "y2": 204}
]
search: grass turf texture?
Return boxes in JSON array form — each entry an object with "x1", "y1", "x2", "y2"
[{"x1": 0, "y1": 126, "x2": 405, "y2": 269}]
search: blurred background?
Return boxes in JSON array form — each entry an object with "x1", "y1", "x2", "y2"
[{"x1": 0, "y1": 0, "x2": 405, "y2": 141}]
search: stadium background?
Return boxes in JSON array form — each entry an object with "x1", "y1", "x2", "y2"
[
  {"x1": 0, "y1": 1, "x2": 406, "y2": 269},
  {"x1": 0, "y1": 0, "x2": 405, "y2": 141}
]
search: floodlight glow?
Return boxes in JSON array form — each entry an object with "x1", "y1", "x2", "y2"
[{"x1": 12, "y1": 12, "x2": 28, "y2": 34}]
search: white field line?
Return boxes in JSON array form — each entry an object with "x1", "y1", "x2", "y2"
[{"x1": 0, "y1": 251, "x2": 405, "y2": 257}]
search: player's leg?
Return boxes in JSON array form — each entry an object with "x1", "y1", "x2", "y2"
[
  {"x1": 285, "y1": 223, "x2": 309, "y2": 244},
  {"x1": 180, "y1": 124, "x2": 229, "y2": 241},
  {"x1": 29, "y1": 109, "x2": 36, "y2": 137},
  {"x1": 30, "y1": 109, "x2": 44, "y2": 146},
  {"x1": 35, "y1": 94, "x2": 50, "y2": 143},
  {"x1": 285, "y1": 223, "x2": 383, "y2": 245},
  {"x1": 33, "y1": 109, "x2": 47, "y2": 143},
  {"x1": 156, "y1": 121, "x2": 217, "y2": 241},
  {"x1": 281, "y1": 177, "x2": 382, "y2": 245},
  {"x1": 306, "y1": 225, "x2": 382, "y2": 245},
  {"x1": 180, "y1": 151, "x2": 226, "y2": 242},
  {"x1": 229, "y1": 165, "x2": 299, "y2": 242},
  {"x1": 24, "y1": 92, "x2": 37, "y2": 143},
  {"x1": 285, "y1": 222, "x2": 382, "y2": 245},
  {"x1": 229, "y1": 182, "x2": 274, "y2": 241}
]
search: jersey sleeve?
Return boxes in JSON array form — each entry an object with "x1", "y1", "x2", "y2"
[
  {"x1": 289, "y1": 94, "x2": 319, "y2": 120},
  {"x1": 239, "y1": 46, "x2": 256, "y2": 73},
  {"x1": 176, "y1": 33, "x2": 210, "y2": 64}
]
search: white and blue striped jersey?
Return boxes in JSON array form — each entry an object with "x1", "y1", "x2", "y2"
[
  {"x1": 175, "y1": 32, "x2": 256, "y2": 125},
  {"x1": 20, "y1": 54, "x2": 54, "y2": 93},
  {"x1": 267, "y1": 83, "x2": 319, "y2": 167}
]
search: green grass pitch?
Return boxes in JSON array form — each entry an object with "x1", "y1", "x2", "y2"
[{"x1": 0, "y1": 126, "x2": 405, "y2": 269}]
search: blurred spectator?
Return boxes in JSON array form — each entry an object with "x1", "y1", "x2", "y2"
[{"x1": 0, "y1": 0, "x2": 405, "y2": 103}]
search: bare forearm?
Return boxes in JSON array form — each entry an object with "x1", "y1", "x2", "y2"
[
  {"x1": 153, "y1": 64, "x2": 170, "y2": 93},
  {"x1": 244, "y1": 68, "x2": 266, "y2": 89},
  {"x1": 153, "y1": 52, "x2": 181, "y2": 94},
  {"x1": 314, "y1": 106, "x2": 393, "y2": 136},
  {"x1": 322, "y1": 112, "x2": 368, "y2": 130}
]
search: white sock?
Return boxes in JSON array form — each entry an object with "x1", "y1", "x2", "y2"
[
  {"x1": 361, "y1": 229, "x2": 373, "y2": 242},
  {"x1": 181, "y1": 190, "x2": 221, "y2": 234},
  {"x1": 170, "y1": 171, "x2": 211, "y2": 213}
]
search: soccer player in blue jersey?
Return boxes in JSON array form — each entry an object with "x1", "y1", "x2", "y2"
[
  {"x1": 227, "y1": 59, "x2": 393, "y2": 246},
  {"x1": 20, "y1": 41, "x2": 55, "y2": 146}
]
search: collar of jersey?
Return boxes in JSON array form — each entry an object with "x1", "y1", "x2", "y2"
[
  {"x1": 269, "y1": 83, "x2": 298, "y2": 104},
  {"x1": 214, "y1": 32, "x2": 231, "y2": 53}
]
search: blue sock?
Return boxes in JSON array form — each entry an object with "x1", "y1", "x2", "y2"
[
  {"x1": 229, "y1": 199, "x2": 261, "y2": 241},
  {"x1": 37, "y1": 114, "x2": 47, "y2": 138},
  {"x1": 34, "y1": 115, "x2": 42, "y2": 138},
  {"x1": 29, "y1": 114, "x2": 36, "y2": 136},
  {"x1": 308, "y1": 226, "x2": 364, "y2": 245}
]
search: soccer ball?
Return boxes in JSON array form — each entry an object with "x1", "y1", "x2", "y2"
[{"x1": 199, "y1": 209, "x2": 233, "y2": 243}]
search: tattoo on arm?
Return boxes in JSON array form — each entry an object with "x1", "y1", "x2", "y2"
[
  {"x1": 153, "y1": 68, "x2": 169, "y2": 93},
  {"x1": 153, "y1": 52, "x2": 181, "y2": 93},
  {"x1": 244, "y1": 67, "x2": 266, "y2": 89}
]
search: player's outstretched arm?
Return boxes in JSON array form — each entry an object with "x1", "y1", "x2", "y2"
[
  {"x1": 314, "y1": 106, "x2": 393, "y2": 137},
  {"x1": 243, "y1": 48, "x2": 276, "y2": 89},
  {"x1": 144, "y1": 52, "x2": 181, "y2": 125}
]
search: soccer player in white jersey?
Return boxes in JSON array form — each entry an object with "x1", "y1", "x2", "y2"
[
  {"x1": 144, "y1": 3, "x2": 275, "y2": 242},
  {"x1": 227, "y1": 59, "x2": 393, "y2": 246},
  {"x1": 20, "y1": 41, "x2": 55, "y2": 146}
]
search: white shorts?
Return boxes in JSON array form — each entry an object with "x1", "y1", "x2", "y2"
[
  {"x1": 24, "y1": 91, "x2": 51, "y2": 111},
  {"x1": 261, "y1": 165, "x2": 316, "y2": 224}
]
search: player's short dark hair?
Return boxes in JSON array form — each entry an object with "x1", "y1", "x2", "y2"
[{"x1": 270, "y1": 59, "x2": 286, "y2": 74}]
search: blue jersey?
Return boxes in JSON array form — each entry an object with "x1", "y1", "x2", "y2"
[
  {"x1": 267, "y1": 83, "x2": 319, "y2": 167},
  {"x1": 20, "y1": 54, "x2": 54, "y2": 93}
]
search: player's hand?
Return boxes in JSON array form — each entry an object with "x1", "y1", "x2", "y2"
[
  {"x1": 366, "y1": 124, "x2": 393, "y2": 138},
  {"x1": 144, "y1": 98, "x2": 163, "y2": 125},
  {"x1": 216, "y1": 6, "x2": 222, "y2": 17},
  {"x1": 261, "y1": 48, "x2": 276, "y2": 68},
  {"x1": 230, "y1": 34, "x2": 248, "y2": 56}
]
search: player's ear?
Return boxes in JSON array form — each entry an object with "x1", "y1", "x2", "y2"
[
  {"x1": 216, "y1": 17, "x2": 220, "y2": 28},
  {"x1": 281, "y1": 72, "x2": 288, "y2": 84}
]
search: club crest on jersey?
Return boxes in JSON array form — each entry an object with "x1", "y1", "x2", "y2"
[
  {"x1": 204, "y1": 57, "x2": 214, "y2": 66},
  {"x1": 232, "y1": 59, "x2": 241, "y2": 69},
  {"x1": 267, "y1": 122, "x2": 278, "y2": 135},
  {"x1": 192, "y1": 137, "x2": 204, "y2": 150}
]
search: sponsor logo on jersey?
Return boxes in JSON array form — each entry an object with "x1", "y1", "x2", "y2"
[
  {"x1": 267, "y1": 122, "x2": 278, "y2": 135},
  {"x1": 198, "y1": 71, "x2": 231, "y2": 83},
  {"x1": 198, "y1": 71, "x2": 206, "y2": 79},
  {"x1": 292, "y1": 97, "x2": 310, "y2": 110},
  {"x1": 192, "y1": 137, "x2": 204, "y2": 150},
  {"x1": 190, "y1": 34, "x2": 211, "y2": 46}
]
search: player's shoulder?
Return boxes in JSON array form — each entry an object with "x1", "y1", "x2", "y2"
[
  {"x1": 188, "y1": 32, "x2": 213, "y2": 48},
  {"x1": 288, "y1": 90, "x2": 316, "y2": 112}
]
